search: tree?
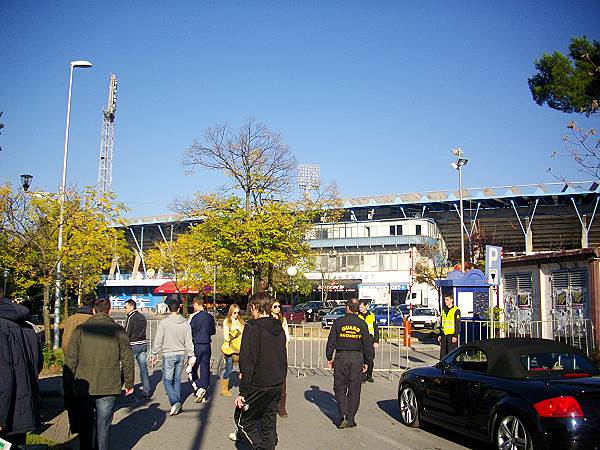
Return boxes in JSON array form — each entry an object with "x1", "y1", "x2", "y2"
[
  {"x1": 529, "y1": 37, "x2": 600, "y2": 181},
  {"x1": 413, "y1": 243, "x2": 449, "y2": 311},
  {"x1": 0, "y1": 185, "x2": 129, "y2": 348},
  {"x1": 549, "y1": 120, "x2": 599, "y2": 181},
  {"x1": 182, "y1": 118, "x2": 297, "y2": 210},
  {"x1": 529, "y1": 36, "x2": 600, "y2": 115}
]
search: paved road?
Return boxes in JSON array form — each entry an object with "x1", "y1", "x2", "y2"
[{"x1": 105, "y1": 368, "x2": 483, "y2": 450}]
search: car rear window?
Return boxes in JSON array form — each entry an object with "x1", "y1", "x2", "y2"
[
  {"x1": 413, "y1": 309, "x2": 435, "y2": 316},
  {"x1": 520, "y1": 352, "x2": 599, "y2": 377}
]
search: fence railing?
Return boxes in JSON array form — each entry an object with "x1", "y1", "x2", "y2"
[
  {"x1": 458, "y1": 319, "x2": 596, "y2": 357},
  {"x1": 115, "y1": 319, "x2": 410, "y2": 375},
  {"x1": 286, "y1": 324, "x2": 410, "y2": 375}
]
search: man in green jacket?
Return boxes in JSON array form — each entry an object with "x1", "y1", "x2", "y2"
[{"x1": 64, "y1": 298, "x2": 134, "y2": 450}]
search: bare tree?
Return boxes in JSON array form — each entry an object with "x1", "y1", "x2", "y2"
[
  {"x1": 414, "y1": 243, "x2": 449, "y2": 311},
  {"x1": 183, "y1": 118, "x2": 297, "y2": 210}
]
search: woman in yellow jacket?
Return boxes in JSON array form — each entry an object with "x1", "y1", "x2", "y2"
[{"x1": 221, "y1": 304, "x2": 245, "y2": 396}]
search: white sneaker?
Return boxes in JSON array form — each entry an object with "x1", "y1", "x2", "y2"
[
  {"x1": 170, "y1": 402, "x2": 182, "y2": 416},
  {"x1": 195, "y1": 388, "x2": 207, "y2": 403},
  {"x1": 228, "y1": 432, "x2": 237, "y2": 442}
]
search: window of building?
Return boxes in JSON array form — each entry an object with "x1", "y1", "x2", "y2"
[
  {"x1": 389, "y1": 225, "x2": 402, "y2": 236},
  {"x1": 415, "y1": 224, "x2": 421, "y2": 235}
]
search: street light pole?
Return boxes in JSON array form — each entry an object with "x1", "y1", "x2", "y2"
[
  {"x1": 54, "y1": 60, "x2": 92, "y2": 350},
  {"x1": 451, "y1": 148, "x2": 468, "y2": 273},
  {"x1": 2, "y1": 269, "x2": 8, "y2": 294}
]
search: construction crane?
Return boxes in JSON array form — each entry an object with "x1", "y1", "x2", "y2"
[{"x1": 98, "y1": 74, "x2": 117, "y2": 193}]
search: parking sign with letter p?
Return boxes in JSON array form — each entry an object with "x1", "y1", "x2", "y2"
[{"x1": 485, "y1": 245, "x2": 502, "y2": 286}]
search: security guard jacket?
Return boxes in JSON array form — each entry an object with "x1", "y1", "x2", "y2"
[{"x1": 326, "y1": 313, "x2": 374, "y2": 364}]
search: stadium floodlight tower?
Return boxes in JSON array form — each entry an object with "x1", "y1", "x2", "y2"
[
  {"x1": 297, "y1": 164, "x2": 320, "y2": 200},
  {"x1": 451, "y1": 147, "x2": 468, "y2": 272},
  {"x1": 98, "y1": 74, "x2": 117, "y2": 193}
]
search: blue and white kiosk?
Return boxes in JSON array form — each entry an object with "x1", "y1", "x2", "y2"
[{"x1": 436, "y1": 269, "x2": 491, "y2": 341}]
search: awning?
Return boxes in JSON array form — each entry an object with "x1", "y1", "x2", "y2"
[{"x1": 153, "y1": 281, "x2": 200, "y2": 294}]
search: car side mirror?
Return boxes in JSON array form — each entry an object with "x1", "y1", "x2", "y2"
[{"x1": 436, "y1": 360, "x2": 450, "y2": 372}]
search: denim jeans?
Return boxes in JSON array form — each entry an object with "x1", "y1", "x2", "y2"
[
  {"x1": 162, "y1": 354, "x2": 184, "y2": 405},
  {"x1": 132, "y1": 343, "x2": 151, "y2": 395},
  {"x1": 79, "y1": 395, "x2": 116, "y2": 450},
  {"x1": 223, "y1": 355, "x2": 234, "y2": 379}
]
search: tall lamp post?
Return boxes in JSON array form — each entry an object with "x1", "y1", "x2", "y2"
[
  {"x1": 451, "y1": 148, "x2": 468, "y2": 272},
  {"x1": 287, "y1": 265, "x2": 298, "y2": 305},
  {"x1": 2, "y1": 269, "x2": 8, "y2": 294},
  {"x1": 54, "y1": 60, "x2": 92, "y2": 350}
]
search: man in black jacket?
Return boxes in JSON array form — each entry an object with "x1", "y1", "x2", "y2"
[
  {"x1": 326, "y1": 298, "x2": 373, "y2": 429},
  {"x1": 124, "y1": 299, "x2": 151, "y2": 398},
  {"x1": 0, "y1": 287, "x2": 43, "y2": 447},
  {"x1": 231, "y1": 292, "x2": 287, "y2": 449}
]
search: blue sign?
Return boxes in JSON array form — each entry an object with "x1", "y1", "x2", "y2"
[{"x1": 485, "y1": 245, "x2": 502, "y2": 286}]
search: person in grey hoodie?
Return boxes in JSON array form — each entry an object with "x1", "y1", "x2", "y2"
[{"x1": 150, "y1": 300, "x2": 195, "y2": 416}]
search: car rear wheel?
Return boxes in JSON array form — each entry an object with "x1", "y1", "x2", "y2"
[
  {"x1": 495, "y1": 414, "x2": 533, "y2": 450},
  {"x1": 399, "y1": 385, "x2": 420, "y2": 428}
]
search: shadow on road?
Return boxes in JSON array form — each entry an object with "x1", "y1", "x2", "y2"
[
  {"x1": 376, "y1": 398, "x2": 490, "y2": 450},
  {"x1": 111, "y1": 402, "x2": 166, "y2": 448},
  {"x1": 303, "y1": 385, "x2": 337, "y2": 426},
  {"x1": 376, "y1": 399, "x2": 401, "y2": 422},
  {"x1": 188, "y1": 374, "x2": 220, "y2": 450}
]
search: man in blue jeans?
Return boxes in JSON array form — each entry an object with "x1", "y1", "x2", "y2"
[
  {"x1": 64, "y1": 298, "x2": 134, "y2": 450},
  {"x1": 150, "y1": 300, "x2": 195, "y2": 416},
  {"x1": 124, "y1": 299, "x2": 151, "y2": 398}
]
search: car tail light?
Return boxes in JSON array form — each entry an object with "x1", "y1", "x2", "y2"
[{"x1": 534, "y1": 396, "x2": 584, "y2": 418}]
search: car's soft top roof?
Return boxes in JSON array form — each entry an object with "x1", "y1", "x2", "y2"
[{"x1": 460, "y1": 338, "x2": 588, "y2": 378}]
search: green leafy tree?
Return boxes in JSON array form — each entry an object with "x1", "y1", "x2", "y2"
[
  {"x1": 529, "y1": 36, "x2": 600, "y2": 115},
  {"x1": 0, "y1": 185, "x2": 129, "y2": 348}
]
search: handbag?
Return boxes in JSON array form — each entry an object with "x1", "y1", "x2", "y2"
[{"x1": 221, "y1": 341, "x2": 235, "y2": 356}]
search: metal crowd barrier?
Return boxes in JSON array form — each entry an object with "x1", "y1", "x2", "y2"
[
  {"x1": 286, "y1": 324, "x2": 410, "y2": 377},
  {"x1": 458, "y1": 319, "x2": 596, "y2": 357}
]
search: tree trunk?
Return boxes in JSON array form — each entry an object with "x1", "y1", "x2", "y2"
[
  {"x1": 64, "y1": 287, "x2": 69, "y2": 321},
  {"x1": 43, "y1": 283, "x2": 51, "y2": 349}
]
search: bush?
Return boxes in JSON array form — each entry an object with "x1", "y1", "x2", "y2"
[{"x1": 42, "y1": 347, "x2": 64, "y2": 371}]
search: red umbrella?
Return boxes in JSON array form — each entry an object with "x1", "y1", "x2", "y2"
[{"x1": 153, "y1": 281, "x2": 200, "y2": 295}]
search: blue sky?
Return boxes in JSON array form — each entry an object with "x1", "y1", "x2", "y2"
[{"x1": 1, "y1": 1, "x2": 599, "y2": 217}]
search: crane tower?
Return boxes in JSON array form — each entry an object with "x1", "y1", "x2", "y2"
[{"x1": 98, "y1": 74, "x2": 117, "y2": 193}]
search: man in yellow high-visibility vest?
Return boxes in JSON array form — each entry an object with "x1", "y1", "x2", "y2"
[
  {"x1": 358, "y1": 300, "x2": 379, "y2": 383},
  {"x1": 438, "y1": 294, "x2": 461, "y2": 359}
]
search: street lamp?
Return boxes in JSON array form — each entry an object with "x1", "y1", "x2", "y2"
[
  {"x1": 286, "y1": 266, "x2": 298, "y2": 305},
  {"x1": 20, "y1": 174, "x2": 33, "y2": 192},
  {"x1": 54, "y1": 59, "x2": 92, "y2": 350},
  {"x1": 2, "y1": 269, "x2": 8, "y2": 294},
  {"x1": 451, "y1": 148, "x2": 468, "y2": 272}
]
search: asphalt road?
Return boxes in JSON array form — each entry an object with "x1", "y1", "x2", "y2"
[{"x1": 107, "y1": 366, "x2": 484, "y2": 450}]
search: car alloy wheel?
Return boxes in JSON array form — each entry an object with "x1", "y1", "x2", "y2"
[
  {"x1": 496, "y1": 415, "x2": 531, "y2": 450},
  {"x1": 399, "y1": 385, "x2": 419, "y2": 427}
]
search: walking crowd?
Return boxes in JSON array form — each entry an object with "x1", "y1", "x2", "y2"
[{"x1": 0, "y1": 285, "x2": 459, "y2": 450}]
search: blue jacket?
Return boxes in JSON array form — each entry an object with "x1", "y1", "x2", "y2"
[{"x1": 189, "y1": 310, "x2": 216, "y2": 345}]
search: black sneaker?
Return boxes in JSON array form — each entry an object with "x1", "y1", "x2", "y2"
[
  {"x1": 367, "y1": 378, "x2": 375, "y2": 383},
  {"x1": 347, "y1": 422, "x2": 357, "y2": 428}
]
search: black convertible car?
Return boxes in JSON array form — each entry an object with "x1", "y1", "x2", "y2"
[{"x1": 398, "y1": 338, "x2": 600, "y2": 450}]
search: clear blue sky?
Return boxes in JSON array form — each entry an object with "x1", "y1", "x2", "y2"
[{"x1": 1, "y1": 1, "x2": 598, "y2": 217}]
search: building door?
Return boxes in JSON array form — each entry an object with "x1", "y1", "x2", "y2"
[
  {"x1": 504, "y1": 272, "x2": 534, "y2": 336},
  {"x1": 551, "y1": 269, "x2": 591, "y2": 351}
]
